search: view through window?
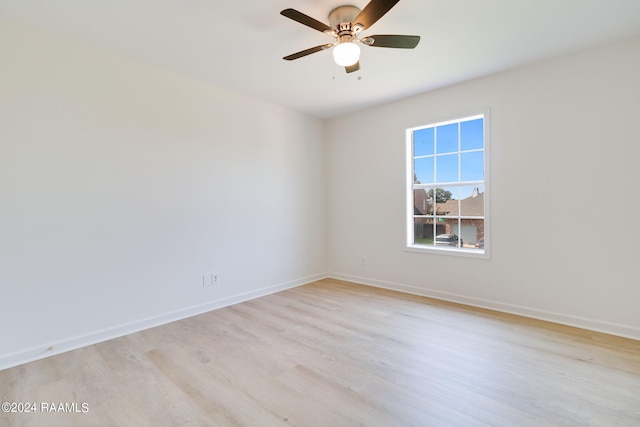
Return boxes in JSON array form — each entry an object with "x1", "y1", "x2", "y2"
[{"x1": 407, "y1": 113, "x2": 487, "y2": 254}]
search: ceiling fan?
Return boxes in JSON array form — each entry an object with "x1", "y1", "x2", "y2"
[{"x1": 281, "y1": 0, "x2": 420, "y2": 73}]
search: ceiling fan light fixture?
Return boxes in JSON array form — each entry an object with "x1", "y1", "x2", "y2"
[
  {"x1": 281, "y1": 1, "x2": 420, "y2": 72},
  {"x1": 333, "y1": 41, "x2": 360, "y2": 66}
]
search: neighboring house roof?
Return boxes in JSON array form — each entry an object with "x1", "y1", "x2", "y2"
[
  {"x1": 437, "y1": 199, "x2": 458, "y2": 215},
  {"x1": 447, "y1": 192, "x2": 484, "y2": 217}
]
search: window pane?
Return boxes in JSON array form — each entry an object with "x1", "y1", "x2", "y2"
[
  {"x1": 447, "y1": 223, "x2": 468, "y2": 248},
  {"x1": 414, "y1": 127, "x2": 434, "y2": 156},
  {"x1": 460, "y1": 118, "x2": 484, "y2": 151},
  {"x1": 453, "y1": 219, "x2": 485, "y2": 249},
  {"x1": 435, "y1": 186, "x2": 459, "y2": 217},
  {"x1": 436, "y1": 123, "x2": 458, "y2": 154},
  {"x1": 436, "y1": 154, "x2": 458, "y2": 182},
  {"x1": 436, "y1": 218, "x2": 462, "y2": 247},
  {"x1": 460, "y1": 185, "x2": 485, "y2": 217},
  {"x1": 414, "y1": 157, "x2": 434, "y2": 184},
  {"x1": 471, "y1": 219, "x2": 485, "y2": 250},
  {"x1": 413, "y1": 217, "x2": 438, "y2": 246},
  {"x1": 413, "y1": 189, "x2": 434, "y2": 215},
  {"x1": 460, "y1": 151, "x2": 484, "y2": 181}
]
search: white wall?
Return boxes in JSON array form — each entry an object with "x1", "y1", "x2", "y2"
[
  {"x1": 327, "y1": 35, "x2": 640, "y2": 339},
  {"x1": 0, "y1": 20, "x2": 327, "y2": 368},
  {"x1": 2, "y1": 19, "x2": 639, "y2": 372}
]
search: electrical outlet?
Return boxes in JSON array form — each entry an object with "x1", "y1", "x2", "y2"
[
  {"x1": 360, "y1": 256, "x2": 367, "y2": 266},
  {"x1": 203, "y1": 273, "x2": 220, "y2": 287}
]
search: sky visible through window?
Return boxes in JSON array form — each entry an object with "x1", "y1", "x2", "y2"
[{"x1": 413, "y1": 117, "x2": 483, "y2": 199}]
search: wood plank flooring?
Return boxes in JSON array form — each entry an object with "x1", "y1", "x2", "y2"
[{"x1": 2, "y1": 278, "x2": 640, "y2": 426}]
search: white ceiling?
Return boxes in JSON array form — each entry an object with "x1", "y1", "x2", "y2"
[{"x1": 2, "y1": 0, "x2": 640, "y2": 119}]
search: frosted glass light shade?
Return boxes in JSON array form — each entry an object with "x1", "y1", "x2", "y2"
[{"x1": 333, "y1": 42, "x2": 360, "y2": 66}]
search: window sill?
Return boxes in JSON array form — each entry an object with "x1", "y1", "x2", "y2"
[{"x1": 405, "y1": 244, "x2": 489, "y2": 259}]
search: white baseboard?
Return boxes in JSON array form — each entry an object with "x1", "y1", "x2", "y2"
[
  {"x1": 328, "y1": 272, "x2": 640, "y2": 341},
  {"x1": 0, "y1": 272, "x2": 329, "y2": 371}
]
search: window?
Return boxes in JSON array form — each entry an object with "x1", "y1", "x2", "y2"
[{"x1": 406, "y1": 113, "x2": 488, "y2": 256}]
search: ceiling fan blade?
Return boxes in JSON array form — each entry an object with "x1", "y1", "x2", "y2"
[
  {"x1": 353, "y1": 0, "x2": 400, "y2": 30},
  {"x1": 364, "y1": 34, "x2": 420, "y2": 49},
  {"x1": 283, "y1": 44, "x2": 334, "y2": 61},
  {"x1": 281, "y1": 9, "x2": 335, "y2": 34},
  {"x1": 345, "y1": 62, "x2": 360, "y2": 73}
]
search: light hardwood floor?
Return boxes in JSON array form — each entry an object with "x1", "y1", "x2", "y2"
[{"x1": 2, "y1": 278, "x2": 640, "y2": 426}]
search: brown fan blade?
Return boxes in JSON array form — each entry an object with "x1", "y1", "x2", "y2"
[
  {"x1": 345, "y1": 61, "x2": 360, "y2": 73},
  {"x1": 364, "y1": 34, "x2": 420, "y2": 49},
  {"x1": 281, "y1": 9, "x2": 335, "y2": 34},
  {"x1": 353, "y1": 0, "x2": 400, "y2": 31},
  {"x1": 283, "y1": 44, "x2": 334, "y2": 61}
]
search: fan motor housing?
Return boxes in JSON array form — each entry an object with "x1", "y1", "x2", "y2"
[{"x1": 328, "y1": 5, "x2": 360, "y2": 29}]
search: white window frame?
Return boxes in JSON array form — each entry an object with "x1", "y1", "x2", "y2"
[{"x1": 405, "y1": 110, "x2": 490, "y2": 259}]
